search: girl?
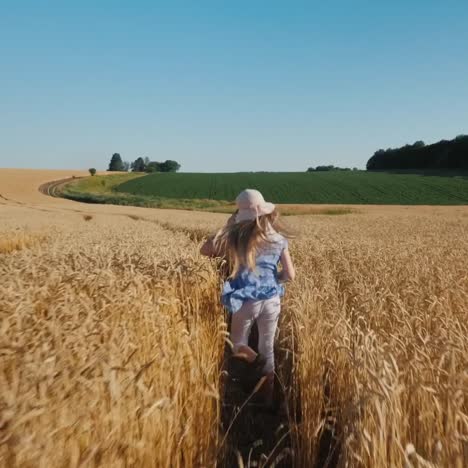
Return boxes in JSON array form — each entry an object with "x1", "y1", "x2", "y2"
[{"x1": 201, "y1": 189, "x2": 295, "y2": 405}]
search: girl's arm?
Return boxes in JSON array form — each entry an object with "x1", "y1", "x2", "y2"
[{"x1": 278, "y1": 248, "x2": 296, "y2": 282}]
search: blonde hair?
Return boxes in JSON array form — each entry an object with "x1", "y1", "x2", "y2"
[{"x1": 215, "y1": 209, "x2": 292, "y2": 278}]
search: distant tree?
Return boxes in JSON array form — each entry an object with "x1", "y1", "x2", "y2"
[
  {"x1": 146, "y1": 161, "x2": 162, "y2": 173},
  {"x1": 455, "y1": 134, "x2": 468, "y2": 140},
  {"x1": 122, "y1": 161, "x2": 130, "y2": 172},
  {"x1": 144, "y1": 160, "x2": 181, "y2": 173},
  {"x1": 131, "y1": 157, "x2": 147, "y2": 172},
  {"x1": 315, "y1": 165, "x2": 335, "y2": 171},
  {"x1": 108, "y1": 153, "x2": 124, "y2": 171},
  {"x1": 89, "y1": 168, "x2": 97, "y2": 176},
  {"x1": 366, "y1": 134, "x2": 468, "y2": 170},
  {"x1": 307, "y1": 165, "x2": 351, "y2": 172},
  {"x1": 159, "y1": 160, "x2": 181, "y2": 172}
]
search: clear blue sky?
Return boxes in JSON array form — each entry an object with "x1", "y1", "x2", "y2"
[{"x1": 1, "y1": 1, "x2": 467, "y2": 172}]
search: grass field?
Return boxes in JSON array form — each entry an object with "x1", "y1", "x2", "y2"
[
  {"x1": 61, "y1": 173, "x2": 237, "y2": 211},
  {"x1": 115, "y1": 171, "x2": 468, "y2": 205},
  {"x1": 1, "y1": 169, "x2": 467, "y2": 467},
  {"x1": 62, "y1": 174, "x2": 357, "y2": 215}
]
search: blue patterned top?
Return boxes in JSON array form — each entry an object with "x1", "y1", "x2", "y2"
[{"x1": 221, "y1": 233, "x2": 288, "y2": 313}]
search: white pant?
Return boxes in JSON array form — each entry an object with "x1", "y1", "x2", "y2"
[{"x1": 230, "y1": 296, "x2": 281, "y2": 374}]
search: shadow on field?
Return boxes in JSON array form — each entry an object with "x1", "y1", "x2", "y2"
[
  {"x1": 314, "y1": 370, "x2": 342, "y2": 468},
  {"x1": 221, "y1": 322, "x2": 293, "y2": 467},
  {"x1": 220, "y1": 319, "x2": 344, "y2": 467}
]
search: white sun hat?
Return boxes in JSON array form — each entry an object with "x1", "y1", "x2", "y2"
[{"x1": 235, "y1": 189, "x2": 276, "y2": 223}]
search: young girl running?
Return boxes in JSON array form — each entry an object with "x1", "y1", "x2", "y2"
[{"x1": 201, "y1": 189, "x2": 296, "y2": 405}]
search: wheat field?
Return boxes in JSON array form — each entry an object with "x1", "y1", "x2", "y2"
[{"x1": 0, "y1": 170, "x2": 467, "y2": 467}]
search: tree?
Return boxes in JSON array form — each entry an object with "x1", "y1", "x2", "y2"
[
  {"x1": 366, "y1": 135, "x2": 468, "y2": 170},
  {"x1": 122, "y1": 161, "x2": 130, "y2": 172},
  {"x1": 89, "y1": 168, "x2": 97, "y2": 176},
  {"x1": 108, "y1": 153, "x2": 124, "y2": 171},
  {"x1": 144, "y1": 160, "x2": 182, "y2": 173},
  {"x1": 307, "y1": 165, "x2": 351, "y2": 172},
  {"x1": 131, "y1": 157, "x2": 147, "y2": 172},
  {"x1": 315, "y1": 165, "x2": 335, "y2": 171},
  {"x1": 145, "y1": 161, "x2": 162, "y2": 172},
  {"x1": 159, "y1": 160, "x2": 181, "y2": 172}
]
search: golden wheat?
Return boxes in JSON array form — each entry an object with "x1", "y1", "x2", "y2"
[
  {"x1": 0, "y1": 212, "x2": 225, "y2": 467},
  {"x1": 0, "y1": 231, "x2": 46, "y2": 254},
  {"x1": 285, "y1": 213, "x2": 468, "y2": 467},
  {"x1": 1, "y1": 169, "x2": 467, "y2": 467}
]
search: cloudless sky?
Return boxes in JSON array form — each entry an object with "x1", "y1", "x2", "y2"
[{"x1": 1, "y1": 1, "x2": 467, "y2": 172}]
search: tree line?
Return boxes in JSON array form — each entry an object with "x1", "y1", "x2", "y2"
[
  {"x1": 107, "y1": 154, "x2": 181, "y2": 173},
  {"x1": 366, "y1": 135, "x2": 468, "y2": 171},
  {"x1": 307, "y1": 165, "x2": 359, "y2": 172}
]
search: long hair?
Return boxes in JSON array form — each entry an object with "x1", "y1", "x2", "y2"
[{"x1": 215, "y1": 209, "x2": 292, "y2": 278}]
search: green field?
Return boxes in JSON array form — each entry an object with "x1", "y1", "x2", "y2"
[
  {"x1": 115, "y1": 171, "x2": 468, "y2": 205},
  {"x1": 61, "y1": 174, "x2": 240, "y2": 212}
]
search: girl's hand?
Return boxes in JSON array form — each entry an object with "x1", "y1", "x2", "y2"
[
  {"x1": 200, "y1": 235, "x2": 217, "y2": 257},
  {"x1": 200, "y1": 228, "x2": 226, "y2": 258}
]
